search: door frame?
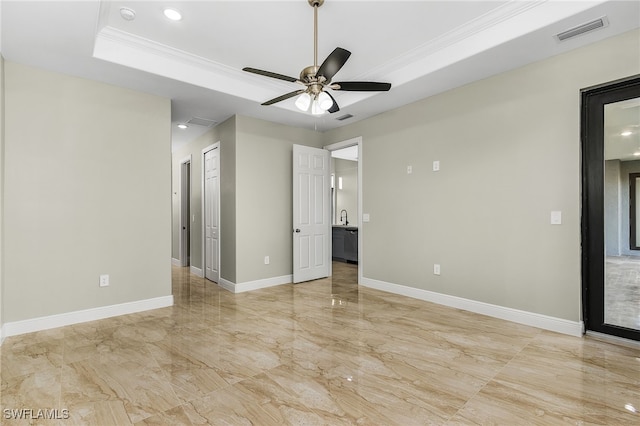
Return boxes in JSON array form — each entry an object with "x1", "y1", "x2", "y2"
[
  {"x1": 630, "y1": 172, "x2": 640, "y2": 250},
  {"x1": 202, "y1": 142, "x2": 221, "y2": 283},
  {"x1": 179, "y1": 155, "x2": 192, "y2": 267},
  {"x1": 581, "y1": 74, "x2": 640, "y2": 341},
  {"x1": 324, "y1": 136, "x2": 363, "y2": 282}
]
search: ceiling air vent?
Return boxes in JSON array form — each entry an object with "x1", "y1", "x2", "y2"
[
  {"x1": 186, "y1": 117, "x2": 217, "y2": 127},
  {"x1": 555, "y1": 16, "x2": 608, "y2": 42},
  {"x1": 336, "y1": 114, "x2": 354, "y2": 121}
]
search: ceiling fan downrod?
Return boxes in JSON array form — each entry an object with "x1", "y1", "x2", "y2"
[{"x1": 309, "y1": 0, "x2": 324, "y2": 69}]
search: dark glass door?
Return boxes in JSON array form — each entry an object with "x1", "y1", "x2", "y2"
[{"x1": 582, "y1": 75, "x2": 640, "y2": 341}]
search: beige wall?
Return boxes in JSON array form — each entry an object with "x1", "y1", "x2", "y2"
[
  {"x1": 3, "y1": 62, "x2": 172, "y2": 322},
  {"x1": 235, "y1": 115, "x2": 323, "y2": 283},
  {"x1": 324, "y1": 29, "x2": 640, "y2": 322},
  {"x1": 171, "y1": 116, "x2": 237, "y2": 282},
  {"x1": 172, "y1": 115, "x2": 324, "y2": 285}
]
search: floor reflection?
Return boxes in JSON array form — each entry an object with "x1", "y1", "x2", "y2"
[{"x1": 606, "y1": 255, "x2": 640, "y2": 330}]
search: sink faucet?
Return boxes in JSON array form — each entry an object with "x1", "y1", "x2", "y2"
[{"x1": 340, "y1": 209, "x2": 348, "y2": 226}]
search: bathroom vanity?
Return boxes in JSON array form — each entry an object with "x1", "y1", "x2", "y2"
[{"x1": 332, "y1": 226, "x2": 358, "y2": 263}]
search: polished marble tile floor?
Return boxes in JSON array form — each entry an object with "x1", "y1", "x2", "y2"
[
  {"x1": 605, "y1": 255, "x2": 640, "y2": 330},
  {"x1": 2, "y1": 262, "x2": 640, "y2": 425}
]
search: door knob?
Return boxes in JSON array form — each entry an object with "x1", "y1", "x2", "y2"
[{"x1": 295, "y1": 229, "x2": 301, "y2": 233}]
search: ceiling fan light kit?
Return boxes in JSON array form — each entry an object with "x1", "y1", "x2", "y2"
[{"x1": 243, "y1": 0, "x2": 391, "y2": 115}]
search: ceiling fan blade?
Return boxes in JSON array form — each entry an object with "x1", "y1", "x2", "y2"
[
  {"x1": 316, "y1": 47, "x2": 351, "y2": 82},
  {"x1": 261, "y1": 90, "x2": 306, "y2": 106},
  {"x1": 243, "y1": 67, "x2": 299, "y2": 83},
  {"x1": 326, "y1": 92, "x2": 340, "y2": 113},
  {"x1": 333, "y1": 81, "x2": 392, "y2": 92}
]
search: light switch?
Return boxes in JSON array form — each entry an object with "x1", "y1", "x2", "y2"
[
  {"x1": 363, "y1": 213, "x2": 370, "y2": 223},
  {"x1": 407, "y1": 165, "x2": 413, "y2": 174},
  {"x1": 99, "y1": 274, "x2": 109, "y2": 287},
  {"x1": 433, "y1": 161, "x2": 440, "y2": 172},
  {"x1": 551, "y1": 211, "x2": 562, "y2": 225}
]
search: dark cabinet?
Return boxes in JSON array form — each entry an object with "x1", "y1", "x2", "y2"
[
  {"x1": 332, "y1": 226, "x2": 358, "y2": 263},
  {"x1": 332, "y1": 227, "x2": 345, "y2": 260}
]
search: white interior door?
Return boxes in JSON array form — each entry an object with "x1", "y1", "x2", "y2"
[
  {"x1": 293, "y1": 144, "x2": 330, "y2": 283},
  {"x1": 204, "y1": 146, "x2": 219, "y2": 283}
]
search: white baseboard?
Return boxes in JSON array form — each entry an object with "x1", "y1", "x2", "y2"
[
  {"x1": 219, "y1": 277, "x2": 235, "y2": 293},
  {"x1": 171, "y1": 258, "x2": 182, "y2": 267},
  {"x1": 190, "y1": 266, "x2": 204, "y2": 277},
  {"x1": 2, "y1": 295, "x2": 174, "y2": 339},
  {"x1": 360, "y1": 277, "x2": 584, "y2": 337},
  {"x1": 219, "y1": 275, "x2": 292, "y2": 293}
]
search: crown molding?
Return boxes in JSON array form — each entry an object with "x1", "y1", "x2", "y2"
[{"x1": 95, "y1": 26, "x2": 290, "y2": 97}]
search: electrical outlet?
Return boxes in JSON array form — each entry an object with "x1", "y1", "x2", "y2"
[
  {"x1": 407, "y1": 165, "x2": 413, "y2": 174},
  {"x1": 264, "y1": 256, "x2": 270, "y2": 265},
  {"x1": 433, "y1": 161, "x2": 440, "y2": 172},
  {"x1": 99, "y1": 274, "x2": 109, "y2": 287},
  {"x1": 433, "y1": 264, "x2": 441, "y2": 275}
]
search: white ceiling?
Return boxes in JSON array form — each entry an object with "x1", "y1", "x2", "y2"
[
  {"x1": 1, "y1": 1, "x2": 639, "y2": 152},
  {"x1": 605, "y1": 98, "x2": 640, "y2": 161}
]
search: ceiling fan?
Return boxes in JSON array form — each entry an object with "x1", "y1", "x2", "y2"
[{"x1": 242, "y1": 0, "x2": 391, "y2": 115}]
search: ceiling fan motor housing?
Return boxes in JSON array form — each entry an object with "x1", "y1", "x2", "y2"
[
  {"x1": 300, "y1": 65, "x2": 320, "y2": 82},
  {"x1": 300, "y1": 66, "x2": 326, "y2": 96},
  {"x1": 308, "y1": 0, "x2": 324, "y2": 7}
]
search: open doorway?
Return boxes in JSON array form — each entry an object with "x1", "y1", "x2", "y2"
[
  {"x1": 325, "y1": 137, "x2": 363, "y2": 280},
  {"x1": 179, "y1": 156, "x2": 192, "y2": 267}
]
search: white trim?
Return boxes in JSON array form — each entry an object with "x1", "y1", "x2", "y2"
[
  {"x1": 171, "y1": 258, "x2": 182, "y2": 267},
  {"x1": 324, "y1": 137, "x2": 362, "y2": 153},
  {"x1": 219, "y1": 278, "x2": 236, "y2": 293},
  {"x1": 360, "y1": 277, "x2": 583, "y2": 337},
  {"x1": 236, "y1": 275, "x2": 292, "y2": 293},
  {"x1": 357, "y1": 139, "x2": 363, "y2": 283},
  {"x1": 2, "y1": 296, "x2": 174, "y2": 338},
  {"x1": 93, "y1": 27, "x2": 293, "y2": 108},
  {"x1": 219, "y1": 275, "x2": 292, "y2": 294},
  {"x1": 190, "y1": 266, "x2": 204, "y2": 278},
  {"x1": 0, "y1": 327, "x2": 4, "y2": 345},
  {"x1": 324, "y1": 137, "x2": 364, "y2": 282}
]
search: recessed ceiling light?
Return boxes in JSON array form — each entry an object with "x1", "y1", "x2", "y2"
[
  {"x1": 119, "y1": 7, "x2": 136, "y2": 21},
  {"x1": 163, "y1": 8, "x2": 182, "y2": 21},
  {"x1": 622, "y1": 130, "x2": 633, "y2": 137},
  {"x1": 177, "y1": 124, "x2": 188, "y2": 129}
]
